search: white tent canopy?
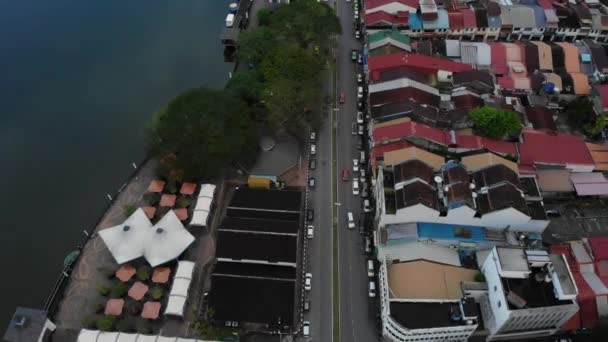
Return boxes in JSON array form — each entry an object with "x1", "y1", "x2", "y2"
[
  {"x1": 190, "y1": 210, "x2": 209, "y2": 227},
  {"x1": 100, "y1": 210, "x2": 194, "y2": 267},
  {"x1": 194, "y1": 197, "x2": 212, "y2": 211},
  {"x1": 77, "y1": 330, "x2": 222, "y2": 342},
  {"x1": 99, "y1": 208, "x2": 151, "y2": 264},
  {"x1": 144, "y1": 211, "x2": 195, "y2": 267},
  {"x1": 174, "y1": 260, "x2": 195, "y2": 279},
  {"x1": 164, "y1": 261, "x2": 195, "y2": 317},
  {"x1": 199, "y1": 184, "x2": 216, "y2": 198}
]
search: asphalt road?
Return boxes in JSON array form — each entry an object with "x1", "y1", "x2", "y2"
[{"x1": 302, "y1": 1, "x2": 378, "y2": 342}]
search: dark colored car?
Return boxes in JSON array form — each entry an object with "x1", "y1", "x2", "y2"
[
  {"x1": 309, "y1": 158, "x2": 316, "y2": 170},
  {"x1": 357, "y1": 136, "x2": 363, "y2": 150},
  {"x1": 340, "y1": 92, "x2": 345, "y2": 104},
  {"x1": 342, "y1": 168, "x2": 350, "y2": 181},
  {"x1": 304, "y1": 300, "x2": 311, "y2": 311},
  {"x1": 307, "y1": 209, "x2": 314, "y2": 221},
  {"x1": 351, "y1": 49, "x2": 357, "y2": 61}
]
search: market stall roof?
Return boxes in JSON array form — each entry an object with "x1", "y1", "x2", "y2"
[
  {"x1": 99, "y1": 209, "x2": 151, "y2": 264},
  {"x1": 144, "y1": 210, "x2": 195, "y2": 267},
  {"x1": 571, "y1": 172, "x2": 608, "y2": 196},
  {"x1": 199, "y1": 184, "x2": 216, "y2": 198}
]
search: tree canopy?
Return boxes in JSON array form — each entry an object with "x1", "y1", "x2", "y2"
[
  {"x1": 565, "y1": 97, "x2": 596, "y2": 133},
  {"x1": 470, "y1": 107, "x2": 521, "y2": 139},
  {"x1": 231, "y1": 0, "x2": 341, "y2": 135},
  {"x1": 146, "y1": 88, "x2": 257, "y2": 179}
]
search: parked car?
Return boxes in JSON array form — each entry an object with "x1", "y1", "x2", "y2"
[
  {"x1": 357, "y1": 111, "x2": 364, "y2": 124},
  {"x1": 351, "y1": 49, "x2": 357, "y2": 61},
  {"x1": 362, "y1": 183, "x2": 369, "y2": 198},
  {"x1": 363, "y1": 199, "x2": 372, "y2": 212},
  {"x1": 307, "y1": 225, "x2": 314, "y2": 238},
  {"x1": 353, "y1": 158, "x2": 359, "y2": 172},
  {"x1": 355, "y1": 30, "x2": 361, "y2": 39},
  {"x1": 353, "y1": 178, "x2": 360, "y2": 195},
  {"x1": 347, "y1": 211, "x2": 355, "y2": 229},
  {"x1": 342, "y1": 168, "x2": 350, "y2": 181},
  {"x1": 367, "y1": 260, "x2": 375, "y2": 277},
  {"x1": 309, "y1": 131, "x2": 316, "y2": 142},
  {"x1": 360, "y1": 169, "x2": 366, "y2": 180},
  {"x1": 310, "y1": 144, "x2": 316, "y2": 155},
  {"x1": 307, "y1": 209, "x2": 314, "y2": 221},
  {"x1": 304, "y1": 300, "x2": 311, "y2": 311},
  {"x1": 304, "y1": 273, "x2": 312, "y2": 291},
  {"x1": 365, "y1": 237, "x2": 372, "y2": 253},
  {"x1": 358, "y1": 124, "x2": 364, "y2": 135},
  {"x1": 340, "y1": 91, "x2": 345, "y2": 103},
  {"x1": 357, "y1": 101, "x2": 364, "y2": 110},
  {"x1": 368, "y1": 281, "x2": 376, "y2": 298},
  {"x1": 303, "y1": 321, "x2": 311, "y2": 336},
  {"x1": 357, "y1": 73, "x2": 363, "y2": 83},
  {"x1": 357, "y1": 86, "x2": 363, "y2": 99},
  {"x1": 309, "y1": 177, "x2": 316, "y2": 188},
  {"x1": 309, "y1": 158, "x2": 316, "y2": 170},
  {"x1": 356, "y1": 136, "x2": 363, "y2": 150},
  {"x1": 351, "y1": 122, "x2": 357, "y2": 135},
  {"x1": 357, "y1": 53, "x2": 362, "y2": 64},
  {"x1": 546, "y1": 208, "x2": 561, "y2": 217}
]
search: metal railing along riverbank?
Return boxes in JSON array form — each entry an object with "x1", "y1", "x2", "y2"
[{"x1": 43, "y1": 157, "x2": 150, "y2": 317}]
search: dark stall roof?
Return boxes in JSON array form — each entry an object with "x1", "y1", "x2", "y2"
[
  {"x1": 229, "y1": 188, "x2": 301, "y2": 212},
  {"x1": 394, "y1": 159, "x2": 435, "y2": 184},
  {"x1": 374, "y1": 66, "x2": 430, "y2": 84},
  {"x1": 453, "y1": 69, "x2": 495, "y2": 92},
  {"x1": 473, "y1": 164, "x2": 522, "y2": 189},
  {"x1": 476, "y1": 183, "x2": 529, "y2": 215},
  {"x1": 221, "y1": 217, "x2": 300, "y2": 234},
  {"x1": 395, "y1": 181, "x2": 439, "y2": 210},
  {"x1": 370, "y1": 87, "x2": 441, "y2": 108},
  {"x1": 213, "y1": 261, "x2": 296, "y2": 280},
  {"x1": 216, "y1": 230, "x2": 297, "y2": 263},
  {"x1": 390, "y1": 302, "x2": 466, "y2": 329}
]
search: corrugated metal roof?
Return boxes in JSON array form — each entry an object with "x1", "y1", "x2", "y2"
[
  {"x1": 500, "y1": 5, "x2": 537, "y2": 28},
  {"x1": 532, "y1": 41, "x2": 553, "y2": 71},
  {"x1": 422, "y1": 9, "x2": 450, "y2": 29},
  {"x1": 519, "y1": 129, "x2": 594, "y2": 168},
  {"x1": 384, "y1": 146, "x2": 445, "y2": 169},
  {"x1": 461, "y1": 152, "x2": 519, "y2": 173},
  {"x1": 571, "y1": 172, "x2": 608, "y2": 196},
  {"x1": 570, "y1": 72, "x2": 591, "y2": 95}
]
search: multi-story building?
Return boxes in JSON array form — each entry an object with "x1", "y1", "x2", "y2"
[{"x1": 478, "y1": 247, "x2": 579, "y2": 341}]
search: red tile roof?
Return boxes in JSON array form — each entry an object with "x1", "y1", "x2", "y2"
[
  {"x1": 590, "y1": 237, "x2": 608, "y2": 260},
  {"x1": 366, "y1": 0, "x2": 419, "y2": 11},
  {"x1": 370, "y1": 87, "x2": 440, "y2": 107},
  {"x1": 526, "y1": 106, "x2": 557, "y2": 131},
  {"x1": 372, "y1": 121, "x2": 517, "y2": 155},
  {"x1": 519, "y1": 129, "x2": 594, "y2": 168},
  {"x1": 368, "y1": 53, "x2": 473, "y2": 80},
  {"x1": 447, "y1": 11, "x2": 464, "y2": 29},
  {"x1": 461, "y1": 8, "x2": 476, "y2": 27},
  {"x1": 365, "y1": 11, "x2": 409, "y2": 25},
  {"x1": 489, "y1": 43, "x2": 508, "y2": 75}
]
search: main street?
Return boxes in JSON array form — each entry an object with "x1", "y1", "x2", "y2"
[{"x1": 303, "y1": 0, "x2": 379, "y2": 341}]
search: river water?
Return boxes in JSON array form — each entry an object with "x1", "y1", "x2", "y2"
[{"x1": 0, "y1": 0, "x2": 230, "y2": 325}]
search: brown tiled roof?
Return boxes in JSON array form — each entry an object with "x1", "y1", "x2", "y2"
[
  {"x1": 384, "y1": 146, "x2": 445, "y2": 169},
  {"x1": 395, "y1": 181, "x2": 438, "y2": 210},
  {"x1": 445, "y1": 165, "x2": 469, "y2": 184},
  {"x1": 447, "y1": 182, "x2": 474, "y2": 208},
  {"x1": 473, "y1": 164, "x2": 522, "y2": 189},
  {"x1": 476, "y1": 183, "x2": 529, "y2": 215},
  {"x1": 461, "y1": 153, "x2": 518, "y2": 173},
  {"x1": 394, "y1": 159, "x2": 434, "y2": 184}
]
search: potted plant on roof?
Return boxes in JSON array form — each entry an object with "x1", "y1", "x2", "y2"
[{"x1": 136, "y1": 265, "x2": 151, "y2": 282}]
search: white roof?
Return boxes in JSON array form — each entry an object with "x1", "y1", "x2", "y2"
[
  {"x1": 190, "y1": 210, "x2": 209, "y2": 227},
  {"x1": 446, "y1": 40, "x2": 461, "y2": 57},
  {"x1": 135, "y1": 336, "x2": 158, "y2": 342},
  {"x1": 384, "y1": 242, "x2": 461, "y2": 266},
  {"x1": 175, "y1": 261, "x2": 195, "y2": 279},
  {"x1": 116, "y1": 334, "x2": 138, "y2": 342},
  {"x1": 98, "y1": 332, "x2": 119, "y2": 342},
  {"x1": 199, "y1": 184, "x2": 216, "y2": 198},
  {"x1": 157, "y1": 337, "x2": 178, "y2": 342},
  {"x1": 172, "y1": 278, "x2": 192, "y2": 297},
  {"x1": 99, "y1": 209, "x2": 151, "y2": 264},
  {"x1": 165, "y1": 296, "x2": 187, "y2": 317},
  {"x1": 570, "y1": 240, "x2": 593, "y2": 264},
  {"x1": 144, "y1": 211, "x2": 195, "y2": 267},
  {"x1": 195, "y1": 196, "x2": 213, "y2": 211},
  {"x1": 78, "y1": 330, "x2": 100, "y2": 342},
  {"x1": 368, "y1": 77, "x2": 439, "y2": 95}
]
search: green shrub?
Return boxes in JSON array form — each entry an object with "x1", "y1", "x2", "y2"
[
  {"x1": 122, "y1": 204, "x2": 137, "y2": 217},
  {"x1": 111, "y1": 282, "x2": 128, "y2": 298},
  {"x1": 98, "y1": 285, "x2": 111, "y2": 296},
  {"x1": 126, "y1": 301, "x2": 142, "y2": 315},
  {"x1": 157, "y1": 206, "x2": 171, "y2": 217},
  {"x1": 115, "y1": 319, "x2": 133, "y2": 333},
  {"x1": 138, "y1": 324, "x2": 153, "y2": 334},
  {"x1": 81, "y1": 316, "x2": 97, "y2": 329},
  {"x1": 96, "y1": 315, "x2": 117, "y2": 331},
  {"x1": 166, "y1": 180, "x2": 179, "y2": 194},
  {"x1": 176, "y1": 197, "x2": 190, "y2": 208},
  {"x1": 137, "y1": 266, "x2": 151, "y2": 281},
  {"x1": 150, "y1": 286, "x2": 164, "y2": 300},
  {"x1": 143, "y1": 192, "x2": 161, "y2": 206}
]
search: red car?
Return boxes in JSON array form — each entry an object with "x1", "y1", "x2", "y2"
[
  {"x1": 342, "y1": 168, "x2": 350, "y2": 181},
  {"x1": 339, "y1": 92, "x2": 345, "y2": 104}
]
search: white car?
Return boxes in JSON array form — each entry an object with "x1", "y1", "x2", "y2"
[
  {"x1": 307, "y1": 225, "x2": 314, "y2": 238},
  {"x1": 357, "y1": 86, "x2": 363, "y2": 99},
  {"x1": 303, "y1": 321, "x2": 311, "y2": 336},
  {"x1": 304, "y1": 273, "x2": 312, "y2": 291},
  {"x1": 363, "y1": 199, "x2": 372, "y2": 212},
  {"x1": 309, "y1": 131, "x2": 316, "y2": 142},
  {"x1": 357, "y1": 73, "x2": 363, "y2": 83},
  {"x1": 360, "y1": 169, "x2": 366, "y2": 180},
  {"x1": 310, "y1": 144, "x2": 316, "y2": 155},
  {"x1": 368, "y1": 281, "x2": 376, "y2": 298},
  {"x1": 347, "y1": 211, "x2": 355, "y2": 229},
  {"x1": 355, "y1": 30, "x2": 361, "y2": 39},
  {"x1": 352, "y1": 178, "x2": 360, "y2": 195},
  {"x1": 365, "y1": 237, "x2": 372, "y2": 253},
  {"x1": 357, "y1": 111, "x2": 363, "y2": 124},
  {"x1": 358, "y1": 124, "x2": 364, "y2": 135},
  {"x1": 353, "y1": 158, "x2": 359, "y2": 172}
]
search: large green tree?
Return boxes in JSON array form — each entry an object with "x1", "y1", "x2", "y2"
[
  {"x1": 564, "y1": 97, "x2": 596, "y2": 133},
  {"x1": 238, "y1": 27, "x2": 277, "y2": 67},
  {"x1": 470, "y1": 107, "x2": 521, "y2": 139},
  {"x1": 146, "y1": 88, "x2": 257, "y2": 179},
  {"x1": 225, "y1": 69, "x2": 265, "y2": 105}
]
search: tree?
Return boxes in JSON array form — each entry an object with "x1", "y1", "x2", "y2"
[
  {"x1": 238, "y1": 27, "x2": 277, "y2": 67},
  {"x1": 470, "y1": 107, "x2": 521, "y2": 139},
  {"x1": 146, "y1": 88, "x2": 258, "y2": 179},
  {"x1": 564, "y1": 97, "x2": 596, "y2": 133},
  {"x1": 96, "y1": 316, "x2": 117, "y2": 332},
  {"x1": 257, "y1": 8, "x2": 272, "y2": 27},
  {"x1": 225, "y1": 69, "x2": 265, "y2": 105}
]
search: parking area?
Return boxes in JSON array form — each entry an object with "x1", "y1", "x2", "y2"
[{"x1": 542, "y1": 200, "x2": 608, "y2": 244}]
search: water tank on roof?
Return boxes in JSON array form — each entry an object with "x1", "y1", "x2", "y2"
[
  {"x1": 544, "y1": 82, "x2": 555, "y2": 94},
  {"x1": 229, "y1": 2, "x2": 238, "y2": 13},
  {"x1": 438, "y1": 70, "x2": 453, "y2": 83}
]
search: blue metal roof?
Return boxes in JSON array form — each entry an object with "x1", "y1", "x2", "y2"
[
  {"x1": 423, "y1": 10, "x2": 450, "y2": 30},
  {"x1": 417, "y1": 222, "x2": 485, "y2": 242},
  {"x1": 409, "y1": 12, "x2": 423, "y2": 30}
]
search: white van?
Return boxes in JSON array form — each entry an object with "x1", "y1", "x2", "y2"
[
  {"x1": 360, "y1": 151, "x2": 366, "y2": 164},
  {"x1": 352, "y1": 178, "x2": 360, "y2": 195},
  {"x1": 368, "y1": 281, "x2": 376, "y2": 298},
  {"x1": 347, "y1": 211, "x2": 355, "y2": 229},
  {"x1": 357, "y1": 86, "x2": 363, "y2": 99},
  {"x1": 367, "y1": 260, "x2": 374, "y2": 277}
]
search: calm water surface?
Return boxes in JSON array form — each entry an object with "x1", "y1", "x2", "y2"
[{"x1": 0, "y1": 0, "x2": 230, "y2": 324}]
